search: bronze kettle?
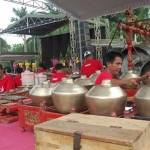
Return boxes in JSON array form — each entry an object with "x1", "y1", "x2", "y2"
[
  {"x1": 74, "y1": 75, "x2": 94, "y2": 90},
  {"x1": 52, "y1": 79, "x2": 87, "y2": 114},
  {"x1": 122, "y1": 70, "x2": 140, "y2": 98},
  {"x1": 29, "y1": 81, "x2": 56, "y2": 106},
  {"x1": 135, "y1": 84, "x2": 150, "y2": 117},
  {"x1": 85, "y1": 80, "x2": 127, "y2": 116}
]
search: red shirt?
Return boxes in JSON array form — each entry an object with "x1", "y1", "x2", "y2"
[
  {"x1": 14, "y1": 74, "x2": 22, "y2": 88},
  {"x1": 51, "y1": 71, "x2": 67, "y2": 83},
  {"x1": 81, "y1": 59, "x2": 103, "y2": 77},
  {"x1": 0, "y1": 75, "x2": 15, "y2": 92},
  {"x1": 95, "y1": 71, "x2": 112, "y2": 85}
]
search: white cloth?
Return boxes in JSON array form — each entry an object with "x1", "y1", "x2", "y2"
[{"x1": 50, "y1": 0, "x2": 150, "y2": 20}]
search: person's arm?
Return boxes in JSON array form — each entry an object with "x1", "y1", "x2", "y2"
[
  {"x1": 111, "y1": 78, "x2": 135, "y2": 88},
  {"x1": 111, "y1": 77, "x2": 144, "y2": 88},
  {"x1": 112, "y1": 72, "x2": 150, "y2": 87},
  {"x1": 137, "y1": 73, "x2": 150, "y2": 82}
]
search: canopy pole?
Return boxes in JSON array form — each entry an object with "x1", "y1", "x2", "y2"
[{"x1": 78, "y1": 21, "x2": 83, "y2": 66}]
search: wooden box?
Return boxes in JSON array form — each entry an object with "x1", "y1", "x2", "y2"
[
  {"x1": 35, "y1": 113, "x2": 150, "y2": 150},
  {"x1": 18, "y1": 103, "x2": 63, "y2": 130}
]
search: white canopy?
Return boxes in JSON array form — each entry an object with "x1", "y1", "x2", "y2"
[{"x1": 50, "y1": 0, "x2": 150, "y2": 20}]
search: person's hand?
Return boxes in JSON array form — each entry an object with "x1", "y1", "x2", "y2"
[
  {"x1": 137, "y1": 72, "x2": 150, "y2": 82},
  {"x1": 126, "y1": 78, "x2": 139, "y2": 88},
  {"x1": 141, "y1": 71, "x2": 150, "y2": 84},
  {"x1": 130, "y1": 78, "x2": 138, "y2": 85}
]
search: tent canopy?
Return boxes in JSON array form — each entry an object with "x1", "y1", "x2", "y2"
[
  {"x1": 51, "y1": 0, "x2": 150, "y2": 20},
  {"x1": 1, "y1": 13, "x2": 68, "y2": 35}
]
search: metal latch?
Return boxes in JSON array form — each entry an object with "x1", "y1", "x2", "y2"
[{"x1": 73, "y1": 131, "x2": 81, "y2": 150}]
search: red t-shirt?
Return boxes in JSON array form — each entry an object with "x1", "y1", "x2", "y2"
[
  {"x1": 0, "y1": 75, "x2": 15, "y2": 92},
  {"x1": 95, "y1": 71, "x2": 112, "y2": 85},
  {"x1": 51, "y1": 71, "x2": 67, "y2": 83},
  {"x1": 81, "y1": 59, "x2": 103, "y2": 77},
  {"x1": 14, "y1": 74, "x2": 22, "y2": 88}
]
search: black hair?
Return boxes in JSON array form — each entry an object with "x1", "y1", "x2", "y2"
[
  {"x1": 55, "y1": 63, "x2": 64, "y2": 70},
  {"x1": 141, "y1": 61, "x2": 150, "y2": 75},
  {"x1": 4, "y1": 66, "x2": 12, "y2": 73},
  {"x1": 39, "y1": 62, "x2": 47, "y2": 70},
  {"x1": 16, "y1": 67, "x2": 23, "y2": 74},
  {"x1": 85, "y1": 54, "x2": 92, "y2": 58},
  {"x1": 104, "y1": 51, "x2": 123, "y2": 66}
]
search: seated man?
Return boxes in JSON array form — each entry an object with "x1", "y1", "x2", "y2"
[
  {"x1": 14, "y1": 67, "x2": 23, "y2": 88},
  {"x1": 81, "y1": 51, "x2": 103, "y2": 77},
  {"x1": 95, "y1": 51, "x2": 149, "y2": 87},
  {"x1": 0, "y1": 64, "x2": 15, "y2": 92},
  {"x1": 50, "y1": 63, "x2": 67, "y2": 83}
]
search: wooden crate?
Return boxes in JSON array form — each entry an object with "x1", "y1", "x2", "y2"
[
  {"x1": 35, "y1": 113, "x2": 150, "y2": 150},
  {"x1": 18, "y1": 103, "x2": 64, "y2": 130}
]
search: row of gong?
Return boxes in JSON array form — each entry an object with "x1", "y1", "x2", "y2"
[{"x1": 29, "y1": 75, "x2": 150, "y2": 117}]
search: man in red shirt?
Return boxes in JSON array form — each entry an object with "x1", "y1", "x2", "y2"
[
  {"x1": 14, "y1": 66, "x2": 23, "y2": 88},
  {"x1": 0, "y1": 64, "x2": 15, "y2": 92},
  {"x1": 81, "y1": 51, "x2": 103, "y2": 77},
  {"x1": 95, "y1": 51, "x2": 149, "y2": 87},
  {"x1": 50, "y1": 63, "x2": 67, "y2": 83},
  {"x1": 95, "y1": 52, "x2": 122, "y2": 85}
]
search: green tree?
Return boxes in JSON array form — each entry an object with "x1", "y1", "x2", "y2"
[
  {"x1": 134, "y1": 7, "x2": 150, "y2": 20},
  {"x1": 0, "y1": 37, "x2": 10, "y2": 53},
  {"x1": 11, "y1": 7, "x2": 28, "y2": 22},
  {"x1": 11, "y1": 7, "x2": 28, "y2": 52},
  {"x1": 107, "y1": 7, "x2": 150, "y2": 40},
  {"x1": 26, "y1": 37, "x2": 34, "y2": 53},
  {"x1": 11, "y1": 43, "x2": 24, "y2": 52},
  {"x1": 26, "y1": 37, "x2": 41, "y2": 53}
]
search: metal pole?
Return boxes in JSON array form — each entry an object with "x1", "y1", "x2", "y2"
[
  {"x1": 78, "y1": 21, "x2": 83, "y2": 66},
  {"x1": 34, "y1": 36, "x2": 36, "y2": 53}
]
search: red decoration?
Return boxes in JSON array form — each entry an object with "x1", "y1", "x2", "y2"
[
  {"x1": 118, "y1": 22, "x2": 150, "y2": 70},
  {"x1": 0, "y1": 103, "x2": 18, "y2": 114},
  {"x1": 18, "y1": 103, "x2": 64, "y2": 130}
]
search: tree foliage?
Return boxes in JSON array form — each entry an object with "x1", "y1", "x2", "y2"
[
  {"x1": 11, "y1": 44, "x2": 24, "y2": 52},
  {"x1": 11, "y1": 7, "x2": 28, "y2": 22},
  {"x1": 26, "y1": 37, "x2": 41, "y2": 53},
  {"x1": 0, "y1": 38, "x2": 10, "y2": 53},
  {"x1": 107, "y1": 7, "x2": 150, "y2": 39},
  {"x1": 11, "y1": 7, "x2": 29, "y2": 52},
  {"x1": 134, "y1": 7, "x2": 150, "y2": 20}
]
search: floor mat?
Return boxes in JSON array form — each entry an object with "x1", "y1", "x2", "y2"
[{"x1": 0, "y1": 122, "x2": 34, "y2": 150}]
